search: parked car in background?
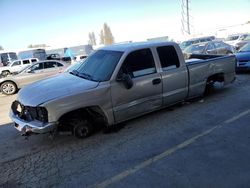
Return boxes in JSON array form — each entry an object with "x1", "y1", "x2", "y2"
[
  {"x1": 0, "y1": 58, "x2": 38, "y2": 77},
  {"x1": 0, "y1": 60, "x2": 68, "y2": 95},
  {"x1": 183, "y1": 41, "x2": 235, "y2": 58},
  {"x1": 224, "y1": 33, "x2": 250, "y2": 47},
  {"x1": 179, "y1": 36, "x2": 215, "y2": 50},
  {"x1": 0, "y1": 51, "x2": 18, "y2": 66},
  {"x1": 47, "y1": 53, "x2": 62, "y2": 61},
  {"x1": 235, "y1": 35, "x2": 250, "y2": 50},
  {"x1": 235, "y1": 42, "x2": 250, "y2": 72},
  {"x1": 18, "y1": 48, "x2": 47, "y2": 61},
  {"x1": 75, "y1": 55, "x2": 87, "y2": 61}
]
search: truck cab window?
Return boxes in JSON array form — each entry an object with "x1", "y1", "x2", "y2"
[
  {"x1": 157, "y1": 46, "x2": 180, "y2": 71},
  {"x1": 121, "y1": 49, "x2": 156, "y2": 78}
]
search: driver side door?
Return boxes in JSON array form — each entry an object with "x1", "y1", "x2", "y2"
[{"x1": 111, "y1": 48, "x2": 163, "y2": 123}]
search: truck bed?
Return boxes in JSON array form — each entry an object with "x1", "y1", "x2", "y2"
[{"x1": 185, "y1": 54, "x2": 236, "y2": 97}]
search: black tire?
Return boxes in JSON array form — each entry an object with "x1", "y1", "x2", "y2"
[
  {"x1": 72, "y1": 118, "x2": 94, "y2": 139},
  {"x1": 1, "y1": 81, "x2": 17, "y2": 95}
]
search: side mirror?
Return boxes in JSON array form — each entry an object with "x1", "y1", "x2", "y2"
[
  {"x1": 117, "y1": 73, "x2": 133, "y2": 89},
  {"x1": 26, "y1": 69, "x2": 34, "y2": 73}
]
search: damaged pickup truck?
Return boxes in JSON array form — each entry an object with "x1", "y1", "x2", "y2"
[{"x1": 10, "y1": 42, "x2": 236, "y2": 138}]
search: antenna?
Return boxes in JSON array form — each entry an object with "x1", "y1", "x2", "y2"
[{"x1": 181, "y1": 0, "x2": 191, "y2": 35}]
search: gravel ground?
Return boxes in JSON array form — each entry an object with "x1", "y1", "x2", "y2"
[{"x1": 0, "y1": 74, "x2": 249, "y2": 188}]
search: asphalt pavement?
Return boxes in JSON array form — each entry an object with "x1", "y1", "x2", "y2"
[{"x1": 0, "y1": 74, "x2": 250, "y2": 188}]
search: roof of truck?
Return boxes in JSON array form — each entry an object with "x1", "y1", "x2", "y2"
[{"x1": 100, "y1": 41, "x2": 177, "y2": 52}]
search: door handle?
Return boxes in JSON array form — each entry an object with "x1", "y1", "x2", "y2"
[{"x1": 152, "y1": 78, "x2": 161, "y2": 85}]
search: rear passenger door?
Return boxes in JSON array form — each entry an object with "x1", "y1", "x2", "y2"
[
  {"x1": 111, "y1": 48, "x2": 163, "y2": 123},
  {"x1": 157, "y1": 46, "x2": 189, "y2": 105}
]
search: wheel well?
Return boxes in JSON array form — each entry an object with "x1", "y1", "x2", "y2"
[
  {"x1": 207, "y1": 73, "x2": 224, "y2": 84},
  {"x1": 58, "y1": 106, "x2": 108, "y2": 126}
]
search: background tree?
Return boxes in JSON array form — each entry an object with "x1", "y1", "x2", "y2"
[
  {"x1": 99, "y1": 23, "x2": 114, "y2": 45},
  {"x1": 99, "y1": 30, "x2": 104, "y2": 45},
  {"x1": 27, "y1": 44, "x2": 47, "y2": 48},
  {"x1": 27, "y1": 44, "x2": 33, "y2": 48},
  {"x1": 88, "y1": 32, "x2": 96, "y2": 46},
  {"x1": 0, "y1": 46, "x2": 3, "y2": 50}
]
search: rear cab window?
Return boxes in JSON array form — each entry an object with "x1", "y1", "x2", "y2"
[
  {"x1": 121, "y1": 49, "x2": 156, "y2": 78},
  {"x1": 157, "y1": 46, "x2": 180, "y2": 71}
]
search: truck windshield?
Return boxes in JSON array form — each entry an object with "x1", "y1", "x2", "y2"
[{"x1": 72, "y1": 50, "x2": 123, "y2": 82}]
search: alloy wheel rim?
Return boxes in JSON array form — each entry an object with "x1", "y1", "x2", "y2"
[{"x1": 2, "y1": 84, "x2": 15, "y2": 94}]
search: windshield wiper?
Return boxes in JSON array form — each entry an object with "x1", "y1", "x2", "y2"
[
  {"x1": 79, "y1": 72, "x2": 95, "y2": 81},
  {"x1": 70, "y1": 70, "x2": 100, "y2": 82},
  {"x1": 69, "y1": 70, "x2": 79, "y2": 76}
]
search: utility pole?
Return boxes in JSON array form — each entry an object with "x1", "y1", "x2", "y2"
[
  {"x1": 181, "y1": 0, "x2": 191, "y2": 35},
  {"x1": 186, "y1": 0, "x2": 190, "y2": 34}
]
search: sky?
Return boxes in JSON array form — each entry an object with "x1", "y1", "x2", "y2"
[{"x1": 1, "y1": 0, "x2": 250, "y2": 50}]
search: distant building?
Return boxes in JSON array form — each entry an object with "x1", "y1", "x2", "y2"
[
  {"x1": 46, "y1": 44, "x2": 93, "y2": 57},
  {"x1": 147, "y1": 36, "x2": 169, "y2": 42}
]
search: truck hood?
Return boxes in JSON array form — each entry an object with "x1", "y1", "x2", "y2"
[
  {"x1": 18, "y1": 73, "x2": 99, "y2": 106},
  {"x1": 235, "y1": 52, "x2": 250, "y2": 61}
]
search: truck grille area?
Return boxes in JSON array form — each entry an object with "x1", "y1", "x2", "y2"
[{"x1": 11, "y1": 101, "x2": 48, "y2": 123}]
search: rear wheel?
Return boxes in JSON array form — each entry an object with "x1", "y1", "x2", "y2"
[{"x1": 1, "y1": 81, "x2": 17, "y2": 95}]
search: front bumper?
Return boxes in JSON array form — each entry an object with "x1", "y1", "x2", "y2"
[{"x1": 10, "y1": 110, "x2": 56, "y2": 134}]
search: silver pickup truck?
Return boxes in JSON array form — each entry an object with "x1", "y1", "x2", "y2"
[{"x1": 10, "y1": 42, "x2": 236, "y2": 138}]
